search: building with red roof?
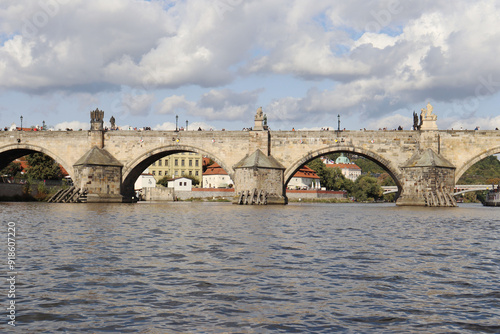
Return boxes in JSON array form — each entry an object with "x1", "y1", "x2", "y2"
[
  {"x1": 203, "y1": 162, "x2": 234, "y2": 188},
  {"x1": 322, "y1": 154, "x2": 361, "y2": 181},
  {"x1": 287, "y1": 165, "x2": 321, "y2": 190}
]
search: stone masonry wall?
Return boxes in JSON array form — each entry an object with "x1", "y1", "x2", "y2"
[{"x1": 74, "y1": 165, "x2": 122, "y2": 195}]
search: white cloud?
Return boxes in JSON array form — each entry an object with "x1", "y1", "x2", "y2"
[
  {"x1": 53, "y1": 120, "x2": 89, "y2": 131},
  {"x1": 119, "y1": 93, "x2": 155, "y2": 116},
  {"x1": 157, "y1": 89, "x2": 260, "y2": 121},
  {"x1": 367, "y1": 114, "x2": 412, "y2": 130},
  {"x1": 1, "y1": 0, "x2": 500, "y2": 130}
]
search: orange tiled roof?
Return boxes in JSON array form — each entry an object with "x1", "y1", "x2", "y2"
[
  {"x1": 202, "y1": 157, "x2": 212, "y2": 167},
  {"x1": 203, "y1": 163, "x2": 228, "y2": 175},
  {"x1": 14, "y1": 157, "x2": 69, "y2": 177},
  {"x1": 293, "y1": 165, "x2": 320, "y2": 179}
]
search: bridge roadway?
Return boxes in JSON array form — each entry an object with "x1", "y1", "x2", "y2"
[{"x1": 2, "y1": 126, "x2": 500, "y2": 205}]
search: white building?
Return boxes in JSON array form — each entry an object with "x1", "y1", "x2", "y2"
[
  {"x1": 323, "y1": 154, "x2": 361, "y2": 182},
  {"x1": 167, "y1": 177, "x2": 192, "y2": 191},
  {"x1": 203, "y1": 163, "x2": 234, "y2": 188},
  {"x1": 287, "y1": 166, "x2": 321, "y2": 190},
  {"x1": 134, "y1": 174, "x2": 156, "y2": 191}
]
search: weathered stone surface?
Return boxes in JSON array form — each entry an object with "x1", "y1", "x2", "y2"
[
  {"x1": 74, "y1": 146, "x2": 123, "y2": 167},
  {"x1": 233, "y1": 149, "x2": 287, "y2": 204},
  {"x1": 398, "y1": 149, "x2": 456, "y2": 207},
  {"x1": 3, "y1": 126, "x2": 500, "y2": 206},
  {"x1": 73, "y1": 147, "x2": 123, "y2": 202}
]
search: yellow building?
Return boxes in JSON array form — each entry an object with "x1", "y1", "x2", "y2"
[{"x1": 148, "y1": 152, "x2": 203, "y2": 183}]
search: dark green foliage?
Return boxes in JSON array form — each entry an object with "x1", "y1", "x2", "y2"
[
  {"x1": 183, "y1": 174, "x2": 200, "y2": 186},
  {"x1": 1, "y1": 161, "x2": 22, "y2": 177},
  {"x1": 157, "y1": 174, "x2": 200, "y2": 187},
  {"x1": 352, "y1": 157, "x2": 385, "y2": 174},
  {"x1": 307, "y1": 158, "x2": 352, "y2": 191},
  {"x1": 157, "y1": 176, "x2": 170, "y2": 187},
  {"x1": 352, "y1": 175, "x2": 383, "y2": 202},
  {"x1": 378, "y1": 173, "x2": 396, "y2": 186},
  {"x1": 459, "y1": 155, "x2": 500, "y2": 185},
  {"x1": 25, "y1": 153, "x2": 62, "y2": 180}
]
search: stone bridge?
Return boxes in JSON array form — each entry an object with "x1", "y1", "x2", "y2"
[{"x1": 1, "y1": 108, "x2": 500, "y2": 206}]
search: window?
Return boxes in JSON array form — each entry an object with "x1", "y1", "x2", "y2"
[
  {"x1": 181, "y1": 159, "x2": 185, "y2": 166},
  {"x1": 175, "y1": 159, "x2": 178, "y2": 166},
  {"x1": 195, "y1": 160, "x2": 199, "y2": 167},
  {"x1": 189, "y1": 171, "x2": 192, "y2": 176},
  {"x1": 189, "y1": 160, "x2": 192, "y2": 167},
  {"x1": 195, "y1": 171, "x2": 199, "y2": 176},
  {"x1": 158, "y1": 160, "x2": 162, "y2": 166},
  {"x1": 175, "y1": 171, "x2": 178, "y2": 176},
  {"x1": 181, "y1": 171, "x2": 185, "y2": 175},
  {"x1": 159, "y1": 171, "x2": 162, "y2": 176},
  {"x1": 152, "y1": 171, "x2": 156, "y2": 175},
  {"x1": 152, "y1": 161, "x2": 156, "y2": 166}
]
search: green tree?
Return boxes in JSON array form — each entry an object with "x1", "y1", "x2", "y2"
[
  {"x1": 378, "y1": 173, "x2": 396, "y2": 186},
  {"x1": 157, "y1": 176, "x2": 171, "y2": 187},
  {"x1": 353, "y1": 157, "x2": 385, "y2": 174},
  {"x1": 352, "y1": 175, "x2": 383, "y2": 202},
  {"x1": 459, "y1": 155, "x2": 500, "y2": 184},
  {"x1": 157, "y1": 174, "x2": 200, "y2": 187},
  {"x1": 183, "y1": 174, "x2": 200, "y2": 186},
  {"x1": 0, "y1": 161, "x2": 22, "y2": 177},
  {"x1": 306, "y1": 159, "x2": 354, "y2": 191},
  {"x1": 25, "y1": 153, "x2": 62, "y2": 180}
]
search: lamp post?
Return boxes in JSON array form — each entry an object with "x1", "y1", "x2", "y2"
[
  {"x1": 186, "y1": 120, "x2": 188, "y2": 131},
  {"x1": 337, "y1": 114, "x2": 340, "y2": 133},
  {"x1": 42, "y1": 120, "x2": 46, "y2": 131},
  {"x1": 175, "y1": 115, "x2": 178, "y2": 132},
  {"x1": 20, "y1": 115, "x2": 23, "y2": 131}
]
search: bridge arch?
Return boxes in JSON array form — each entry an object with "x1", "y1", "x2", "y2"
[
  {"x1": 284, "y1": 145, "x2": 403, "y2": 193},
  {"x1": 0, "y1": 143, "x2": 74, "y2": 180},
  {"x1": 455, "y1": 146, "x2": 500, "y2": 183},
  {"x1": 121, "y1": 144, "x2": 234, "y2": 197}
]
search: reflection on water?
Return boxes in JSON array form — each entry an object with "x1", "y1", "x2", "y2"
[{"x1": 1, "y1": 202, "x2": 499, "y2": 333}]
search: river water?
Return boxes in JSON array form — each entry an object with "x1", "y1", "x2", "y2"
[{"x1": 1, "y1": 202, "x2": 499, "y2": 333}]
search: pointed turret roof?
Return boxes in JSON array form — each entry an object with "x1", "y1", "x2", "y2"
[
  {"x1": 234, "y1": 149, "x2": 285, "y2": 169},
  {"x1": 403, "y1": 148, "x2": 455, "y2": 168},
  {"x1": 74, "y1": 146, "x2": 123, "y2": 167}
]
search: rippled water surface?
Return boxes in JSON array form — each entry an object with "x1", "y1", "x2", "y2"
[{"x1": 1, "y1": 202, "x2": 499, "y2": 333}]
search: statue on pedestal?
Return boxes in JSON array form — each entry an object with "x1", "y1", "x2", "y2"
[
  {"x1": 418, "y1": 102, "x2": 438, "y2": 130},
  {"x1": 421, "y1": 102, "x2": 437, "y2": 121},
  {"x1": 253, "y1": 107, "x2": 268, "y2": 131}
]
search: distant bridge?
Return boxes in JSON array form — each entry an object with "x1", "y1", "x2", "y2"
[{"x1": 382, "y1": 185, "x2": 493, "y2": 196}]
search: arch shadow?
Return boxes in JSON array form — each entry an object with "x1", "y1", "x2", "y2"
[
  {"x1": 121, "y1": 144, "x2": 234, "y2": 197},
  {"x1": 284, "y1": 145, "x2": 403, "y2": 195},
  {"x1": 0, "y1": 144, "x2": 74, "y2": 180}
]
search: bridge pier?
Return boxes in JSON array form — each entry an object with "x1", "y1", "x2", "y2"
[
  {"x1": 72, "y1": 108, "x2": 124, "y2": 203},
  {"x1": 396, "y1": 149, "x2": 457, "y2": 207},
  {"x1": 232, "y1": 149, "x2": 287, "y2": 205}
]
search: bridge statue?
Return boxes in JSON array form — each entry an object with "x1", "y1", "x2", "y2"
[
  {"x1": 90, "y1": 108, "x2": 104, "y2": 131},
  {"x1": 419, "y1": 102, "x2": 438, "y2": 130},
  {"x1": 253, "y1": 107, "x2": 268, "y2": 131},
  {"x1": 7, "y1": 103, "x2": 500, "y2": 207}
]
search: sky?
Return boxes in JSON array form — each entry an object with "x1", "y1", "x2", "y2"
[{"x1": 1, "y1": 0, "x2": 500, "y2": 132}]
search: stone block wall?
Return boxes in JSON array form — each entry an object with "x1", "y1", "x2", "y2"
[
  {"x1": 397, "y1": 166, "x2": 456, "y2": 206},
  {"x1": 143, "y1": 187, "x2": 174, "y2": 201},
  {"x1": 74, "y1": 165, "x2": 122, "y2": 201}
]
